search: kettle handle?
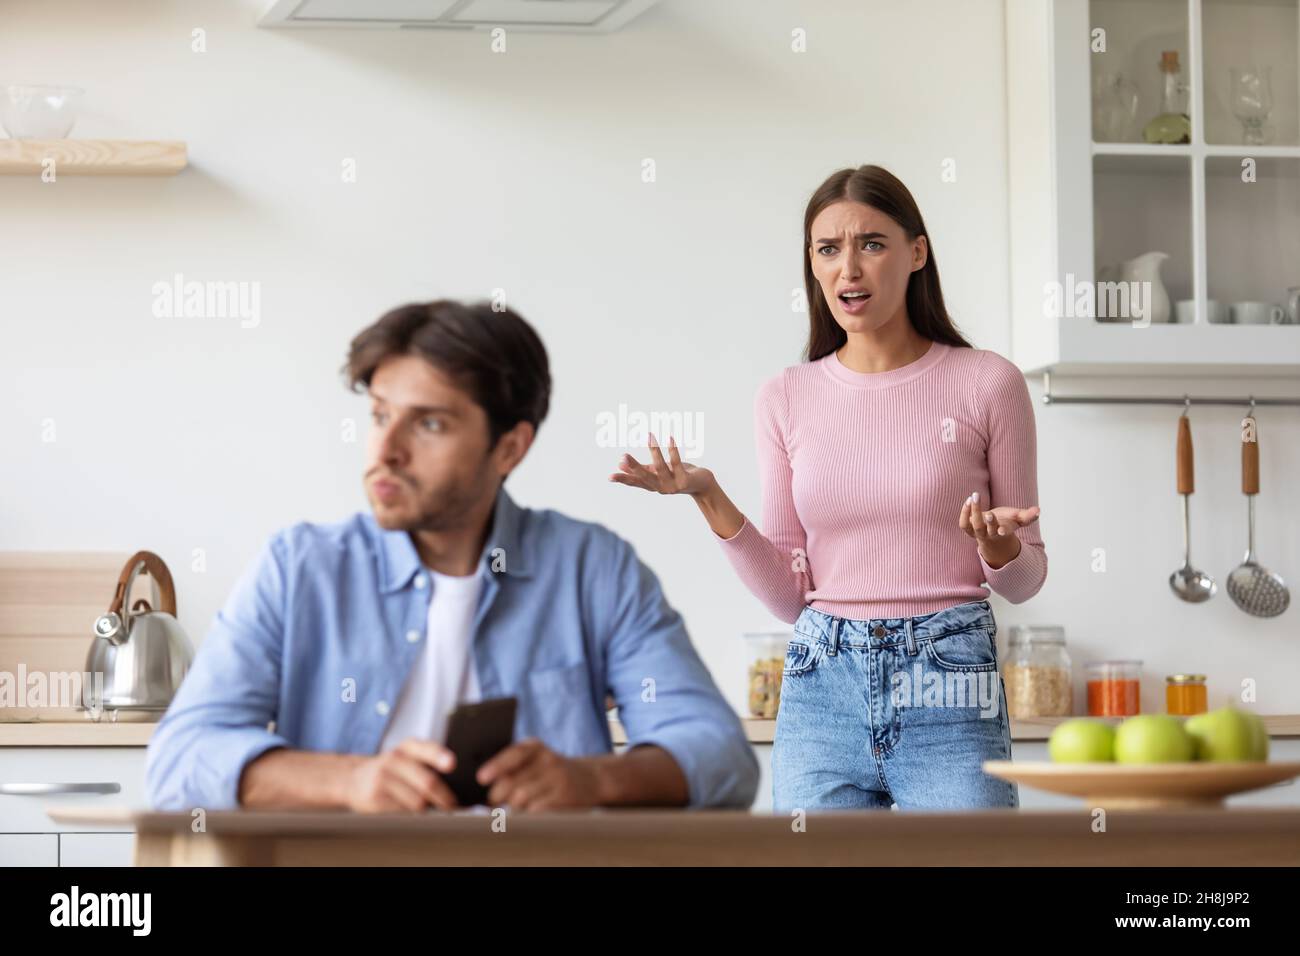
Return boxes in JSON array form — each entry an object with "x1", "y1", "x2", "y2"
[{"x1": 106, "y1": 551, "x2": 177, "y2": 618}]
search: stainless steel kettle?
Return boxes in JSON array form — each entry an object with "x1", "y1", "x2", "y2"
[{"x1": 83, "y1": 551, "x2": 193, "y2": 719}]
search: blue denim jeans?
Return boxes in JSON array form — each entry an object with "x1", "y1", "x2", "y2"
[{"x1": 773, "y1": 599, "x2": 1018, "y2": 811}]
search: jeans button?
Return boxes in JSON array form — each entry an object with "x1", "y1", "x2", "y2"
[{"x1": 873, "y1": 625, "x2": 886, "y2": 637}]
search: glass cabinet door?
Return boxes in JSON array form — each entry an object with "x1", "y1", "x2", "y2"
[{"x1": 1202, "y1": 0, "x2": 1299, "y2": 147}]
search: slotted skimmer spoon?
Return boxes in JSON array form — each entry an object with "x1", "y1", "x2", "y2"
[{"x1": 1227, "y1": 410, "x2": 1290, "y2": 617}]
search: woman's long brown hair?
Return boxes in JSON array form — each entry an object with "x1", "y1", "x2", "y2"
[{"x1": 802, "y1": 165, "x2": 973, "y2": 361}]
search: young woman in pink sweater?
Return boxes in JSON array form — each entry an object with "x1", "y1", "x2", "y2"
[{"x1": 611, "y1": 165, "x2": 1047, "y2": 811}]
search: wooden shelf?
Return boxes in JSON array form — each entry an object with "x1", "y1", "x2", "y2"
[
  {"x1": 0, "y1": 139, "x2": 186, "y2": 176},
  {"x1": 1008, "y1": 1, "x2": 1300, "y2": 375},
  {"x1": 0, "y1": 720, "x2": 159, "y2": 747}
]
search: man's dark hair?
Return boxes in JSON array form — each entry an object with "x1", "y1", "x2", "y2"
[{"x1": 344, "y1": 300, "x2": 551, "y2": 446}]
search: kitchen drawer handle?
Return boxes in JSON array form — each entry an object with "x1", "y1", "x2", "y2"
[{"x1": 0, "y1": 782, "x2": 121, "y2": 796}]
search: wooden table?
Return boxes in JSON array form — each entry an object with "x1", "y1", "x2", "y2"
[{"x1": 47, "y1": 806, "x2": 1300, "y2": 866}]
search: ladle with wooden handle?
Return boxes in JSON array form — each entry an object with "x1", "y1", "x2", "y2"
[{"x1": 1169, "y1": 411, "x2": 1215, "y2": 603}]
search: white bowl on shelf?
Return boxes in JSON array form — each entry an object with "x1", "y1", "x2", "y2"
[{"x1": 1, "y1": 84, "x2": 83, "y2": 139}]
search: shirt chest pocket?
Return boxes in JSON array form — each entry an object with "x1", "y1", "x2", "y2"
[{"x1": 525, "y1": 661, "x2": 601, "y2": 757}]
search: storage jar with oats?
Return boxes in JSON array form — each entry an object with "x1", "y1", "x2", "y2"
[{"x1": 1002, "y1": 625, "x2": 1072, "y2": 718}]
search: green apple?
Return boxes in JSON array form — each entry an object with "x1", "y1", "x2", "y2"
[
  {"x1": 1114, "y1": 715, "x2": 1195, "y2": 763},
  {"x1": 1185, "y1": 706, "x2": 1268, "y2": 762},
  {"x1": 1049, "y1": 719, "x2": 1116, "y2": 762}
]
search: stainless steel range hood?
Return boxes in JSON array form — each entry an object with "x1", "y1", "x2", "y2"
[{"x1": 260, "y1": 0, "x2": 661, "y2": 34}]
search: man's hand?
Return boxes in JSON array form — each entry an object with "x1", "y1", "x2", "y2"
[
  {"x1": 344, "y1": 738, "x2": 461, "y2": 813},
  {"x1": 477, "y1": 738, "x2": 602, "y2": 811}
]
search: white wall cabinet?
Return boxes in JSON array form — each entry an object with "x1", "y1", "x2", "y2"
[{"x1": 1006, "y1": 0, "x2": 1300, "y2": 376}]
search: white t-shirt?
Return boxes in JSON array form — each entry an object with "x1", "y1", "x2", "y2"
[{"x1": 380, "y1": 568, "x2": 484, "y2": 750}]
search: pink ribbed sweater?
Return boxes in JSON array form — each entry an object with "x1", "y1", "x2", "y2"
[{"x1": 717, "y1": 340, "x2": 1047, "y2": 623}]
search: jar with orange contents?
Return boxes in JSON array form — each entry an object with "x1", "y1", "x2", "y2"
[
  {"x1": 1085, "y1": 660, "x2": 1142, "y2": 716},
  {"x1": 1166, "y1": 674, "x2": 1208, "y2": 716}
]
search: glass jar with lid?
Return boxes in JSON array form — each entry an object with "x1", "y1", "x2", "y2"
[
  {"x1": 742, "y1": 632, "x2": 788, "y2": 718},
  {"x1": 1002, "y1": 625, "x2": 1072, "y2": 718},
  {"x1": 1166, "y1": 674, "x2": 1208, "y2": 716},
  {"x1": 1086, "y1": 660, "x2": 1142, "y2": 716}
]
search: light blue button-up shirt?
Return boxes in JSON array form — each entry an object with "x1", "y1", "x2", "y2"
[{"x1": 145, "y1": 487, "x2": 758, "y2": 810}]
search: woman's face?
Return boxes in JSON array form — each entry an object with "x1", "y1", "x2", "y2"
[{"x1": 808, "y1": 200, "x2": 927, "y2": 335}]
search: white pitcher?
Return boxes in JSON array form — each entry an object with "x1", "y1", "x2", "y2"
[{"x1": 1116, "y1": 251, "x2": 1171, "y2": 324}]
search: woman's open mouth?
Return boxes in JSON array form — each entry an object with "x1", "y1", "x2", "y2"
[{"x1": 837, "y1": 290, "x2": 872, "y2": 314}]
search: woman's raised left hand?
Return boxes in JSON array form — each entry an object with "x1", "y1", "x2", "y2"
[{"x1": 958, "y1": 492, "x2": 1039, "y2": 568}]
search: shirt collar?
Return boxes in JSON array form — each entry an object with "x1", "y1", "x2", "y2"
[{"x1": 377, "y1": 485, "x2": 531, "y2": 594}]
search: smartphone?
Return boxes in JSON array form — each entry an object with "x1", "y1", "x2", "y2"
[{"x1": 440, "y1": 697, "x2": 518, "y2": 807}]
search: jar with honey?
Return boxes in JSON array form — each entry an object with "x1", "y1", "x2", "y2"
[
  {"x1": 1085, "y1": 660, "x2": 1142, "y2": 716},
  {"x1": 1166, "y1": 674, "x2": 1207, "y2": 716}
]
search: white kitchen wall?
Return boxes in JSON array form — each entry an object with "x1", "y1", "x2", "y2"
[{"x1": 2, "y1": 0, "x2": 1295, "y2": 721}]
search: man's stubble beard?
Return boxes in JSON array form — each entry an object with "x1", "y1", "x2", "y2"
[{"x1": 377, "y1": 459, "x2": 499, "y2": 535}]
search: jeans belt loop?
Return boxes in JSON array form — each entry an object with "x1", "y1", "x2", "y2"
[
  {"x1": 905, "y1": 618, "x2": 917, "y2": 656},
  {"x1": 829, "y1": 618, "x2": 840, "y2": 656}
]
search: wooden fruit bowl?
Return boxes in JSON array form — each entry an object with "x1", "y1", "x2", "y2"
[{"x1": 983, "y1": 760, "x2": 1300, "y2": 809}]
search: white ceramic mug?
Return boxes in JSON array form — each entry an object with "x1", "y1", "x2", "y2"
[
  {"x1": 1175, "y1": 299, "x2": 1229, "y2": 323},
  {"x1": 1231, "y1": 301, "x2": 1287, "y2": 325}
]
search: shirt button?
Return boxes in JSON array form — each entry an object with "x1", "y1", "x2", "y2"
[
  {"x1": 405, "y1": 629, "x2": 421, "y2": 643},
  {"x1": 414, "y1": 576, "x2": 427, "y2": 590},
  {"x1": 375, "y1": 700, "x2": 390, "y2": 716}
]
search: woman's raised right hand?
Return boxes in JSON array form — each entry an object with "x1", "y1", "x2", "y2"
[{"x1": 608, "y1": 433, "x2": 716, "y2": 497}]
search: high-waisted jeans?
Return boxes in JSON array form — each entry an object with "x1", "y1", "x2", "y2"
[{"x1": 773, "y1": 599, "x2": 1018, "y2": 811}]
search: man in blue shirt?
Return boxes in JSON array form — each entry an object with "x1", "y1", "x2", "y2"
[{"x1": 145, "y1": 300, "x2": 757, "y2": 813}]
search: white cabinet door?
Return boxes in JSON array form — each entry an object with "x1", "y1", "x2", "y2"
[
  {"x1": 0, "y1": 833, "x2": 58, "y2": 866},
  {"x1": 0, "y1": 747, "x2": 147, "y2": 833},
  {"x1": 59, "y1": 833, "x2": 135, "y2": 867}
]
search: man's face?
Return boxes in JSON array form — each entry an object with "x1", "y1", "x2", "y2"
[{"x1": 363, "y1": 354, "x2": 499, "y2": 533}]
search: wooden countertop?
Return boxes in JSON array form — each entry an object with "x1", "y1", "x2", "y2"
[
  {"x1": 46, "y1": 805, "x2": 1300, "y2": 866},
  {"x1": 5, "y1": 713, "x2": 1300, "y2": 747},
  {"x1": 0, "y1": 719, "x2": 159, "y2": 746}
]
